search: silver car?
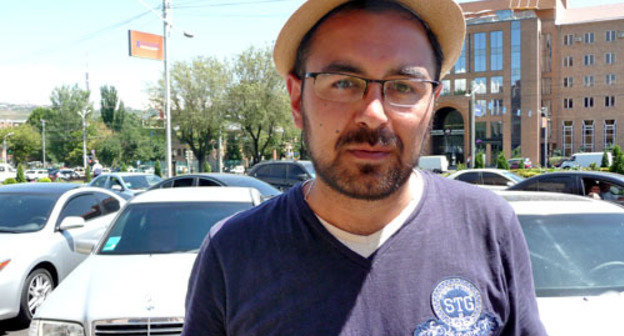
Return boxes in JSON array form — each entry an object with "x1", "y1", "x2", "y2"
[
  {"x1": 89, "y1": 172, "x2": 163, "y2": 200},
  {"x1": 0, "y1": 183, "x2": 125, "y2": 324},
  {"x1": 30, "y1": 187, "x2": 261, "y2": 336}
]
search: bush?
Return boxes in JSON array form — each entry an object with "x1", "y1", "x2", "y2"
[
  {"x1": 601, "y1": 150, "x2": 610, "y2": 168},
  {"x1": 611, "y1": 145, "x2": 624, "y2": 174},
  {"x1": 120, "y1": 163, "x2": 128, "y2": 172},
  {"x1": 589, "y1": 162, "x2": 597, "y2": 171},
  {"x1": 3, "y1": 177, "x2": 17, "y2": 185},
  {"x1": 457, "y1": 163, "x2": 467, "y2": 171},
  {"x1": 475, "y1": 151, "x2": 485, "y2": 168},
  {"x1": 85, "y1": 165, "x2": 92, "y2": 183},
  {"x1": 155, "y1": 161, "x2": 162, "y2": 177},
  {"x1": 496, "y1": 152, "x2": 510, "y2": 170},
  {"x1": 204, "y1": 162, "x2": 212, "y2": 173},
  {"x1": 16, "y1": 164, "x2": 26, "y2": 183},
  {"x1": 37, "y1": 177, "x2": 51, "y2": 183}
]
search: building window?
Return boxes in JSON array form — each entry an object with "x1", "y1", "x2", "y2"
[
  {"x1": 584, "y1": 54, "x2": 595, "y2": 66},
  {"x1": 606, "y1": 74, "x2": 617, "y2": 85},
  {"x1": 563, "y1": 56, "x2": 573, "y2": 67},
  {"x1": 585, "y1": 32, "x2": 595, "y2": 44},
  {"x1": 582, "y1": 120, "x2": 595, "y2": 152},
  {"x1": 563, "y1": 77, "x2": 573, "y2": 88},
  {"x1": 606, "y1": 30, "x2": 616, "y2": 42},
  {"x1": 441, "y1": 80, "x2": 451, "y2": 95},
  {"x1": 490, "y1": 31, "x2": 503, "y2": 71},
  {"x1": 564, "y1": 34, "x2": 575, "y2": 45},
  {"x1": 474, "y1": 32, "x2": 487, "y2": 72},
  {"x1": 563, "y1": 121, "x2": 574, "y2": 156},
  {"x1": 605, "y1": 96, "x2": 616, "y2": 107},
  {"x1": 606, "y1": 53, "x2": 616, "y2": 64},
  {"x1": 476, "y1": 100, "x2": 488, "y2": 117},
  {"x1": 564, "y1": 98, "x2": 574, "y2": 109},
  {"x1": 455, "y1": 41, "x2": 467, "y2": 74},
  {"x1": 605, "y1": 120, "x2": 617, "y2": 148},
  {"x1": 454, "y1": 79, "x2": 466, "y2": 95},
  {"x1": 490, "y1": 76, "x2": 503, "y2": 93},
  {"x1": 584, "y1": 97, "x2": 594, "y2": 108},
  {"x1": 584, "y1": 75, "x2": 594, "y2": 87},
  {"x1": 490, "y1": 99, "x2": 504, "y2": 116},
  {"x1": 474, "y1": 77, "x2": 487, "y2": 94}
]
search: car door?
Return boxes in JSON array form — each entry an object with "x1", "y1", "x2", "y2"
[
  {"x1": 269, "y1": 164, "x2": 289, "y2": 190},
  {"x1": 521, "y1": 175, "x2": 578, "y2": 194},
  {"x1": 53, "y1": 191, "x2": 124, "y2": 278},
  {"x1": 288, "y1": 164, "x2": 309, "y2": 187},
  {"x1": 481, "y1": 172, "x2": 512, "y2": 190}
]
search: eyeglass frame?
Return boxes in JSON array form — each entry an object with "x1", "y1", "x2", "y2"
[{"x1": 304, "y1": 72, "x2": 441, "y2": 108}]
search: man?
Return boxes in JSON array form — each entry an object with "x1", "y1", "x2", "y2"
[
  {"x1": 183, "y1": 1, "x2": 546, "y2": 335},
  {"x1": 92, "y1": 159, "x2": 103, "y2": 178}
]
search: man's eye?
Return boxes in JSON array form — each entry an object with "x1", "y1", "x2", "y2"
[
  {"x1": 388, "y1": 81, "x2": 415, "y2": 94},
  {"x1": 331, "y1": 78, "x2": 359, "y2": 89}
]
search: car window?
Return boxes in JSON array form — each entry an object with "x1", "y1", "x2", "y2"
[
  {"x1": 57, "y1": 193, "x2": 103, "y2": 226},
  {"x1": 0, "y1": 194, "x2": 57, "y2": 233},
  {"x1": 173, "y1": 177, "x2": 195, "y2": 187},
  {"x1": 482, "y1": 172, "x2": 509, "y2": 186},
  {"x1": 533, "y1": 176, "x2": 575, "y2": 193},
  {"x1": 110, "y1": 177, "x2": 124, "y2": 189},
  {"x1": 269, "y1": 164, "x2": 287, "y2": 178},
  {"x1": 456, "y1": 172, "x2": 481, "y2": 184},
  {"x1": 91, "y1": 176, "x2": 107, "y2": 187},
  {"x1": 122, "y1": 175, "x2": 162, "y2": 189},
  {"x1": 160, "y1": 180, "x2": 174, "y2": 188},
  {"x1": 252, "y1": 165, "x2": 269, "y2": 177},
  {"x1": 289, "y1": 165, "x2": 306, "y2": 178},
  {"x1": 198, "y1": 178, "x2": 220, "y2": 187},
  {"x1": 301, "y1": 161, "x2": 316, "y2": 178},
  {"x1": 100, "y1": 202, "x2": 253, "y2": 255},
  {"x1": 96, "y1": 193, "x2": 121, "y2": 215}
]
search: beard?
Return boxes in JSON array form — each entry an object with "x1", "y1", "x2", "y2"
[{"x1": 302, "y1": 109, "x2": 418, "y2": 201}]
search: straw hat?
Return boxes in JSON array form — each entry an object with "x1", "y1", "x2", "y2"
[{"x1": 274, "y1": 0, "x2": 466, "y2": 79}]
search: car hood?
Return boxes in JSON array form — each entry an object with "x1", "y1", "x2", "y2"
[
  {"x1": 538, "y1": 292, "x2": 624, "y2": 335},
  {"x1": 35, "y1": 253, "x2": 197, "y2": 323}
]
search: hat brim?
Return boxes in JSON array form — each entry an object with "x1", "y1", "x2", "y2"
[{"x1": 273, "y1": 0, "x2": 466, "y2": 79}]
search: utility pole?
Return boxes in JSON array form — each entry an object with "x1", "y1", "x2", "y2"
[
  {"x1": 541, "y1": 107, "x2": 549, "y2": 168},
  {"x1": 3, "y1": 132, "x2": 14, "y2": 165},
  {"x1": 40, "y1": 120, "x2": 46, "y2": 167},
  {"x1": 78, "y1": 110, "x2": 88, "y2": 170},
  {"x1": 163, "y1": 0, "x2": 173, "y2": 178}
]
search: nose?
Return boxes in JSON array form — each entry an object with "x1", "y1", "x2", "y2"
[{"x1": 354, "y1": 82, "x2": 389, "y2": 129}]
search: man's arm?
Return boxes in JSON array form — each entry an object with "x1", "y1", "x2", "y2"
[{"x1": 182, "y1": 235, "x2": 227, "y2": 336}]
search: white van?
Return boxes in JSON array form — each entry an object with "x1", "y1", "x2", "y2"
[
  {"x1": 418, "y1": 155, "x2": 449, "y2": 173},
  {"x1": 0, "y1": 163, "x2": 16, "y2": 183},
  {"x1": 560, "y1": 152, "x2": 612, "y2": 169}
]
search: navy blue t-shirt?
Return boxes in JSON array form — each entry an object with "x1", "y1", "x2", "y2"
[{"x1": 183, "y1": 172, "x2": 546, "y2": 335}]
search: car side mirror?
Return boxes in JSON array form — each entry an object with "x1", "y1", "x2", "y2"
[
  {"x1": 111, "y1": 184, "x2": 123, "y2": 191},
  {"x1": 296, "y1": 174, "x2": 308, "y2": 181},
  {"x1": 75, "y1": 238, "x2": 97, "y2": 255},
  {"x1": 59, "y1": 216, "x2": 86, "y2": 231}
]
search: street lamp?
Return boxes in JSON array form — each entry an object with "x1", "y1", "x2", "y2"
[
  {"x1": 3, "y1": 132, "x2": 14, "y2": 165},
  {"x1": 540, "y1": 107, "x2": 550, "y2": 168},
  {"x1": 465, "y1": 81, "x2": 486, "y2": 168}
]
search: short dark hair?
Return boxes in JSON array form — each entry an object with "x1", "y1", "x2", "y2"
[{"x1": 293, "y1": 0, "x2": 444, "y2": 81}]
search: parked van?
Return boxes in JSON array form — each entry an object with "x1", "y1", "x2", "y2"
[
  {"x1": 0, "y1": 163, "x2": 16, "y2": 183},
  {"x1": 560, "y1": 152, "x2": 612, "y2": 169},
  {"x1": 418, "y1": 155, "x2": 449, "y2": 173}
]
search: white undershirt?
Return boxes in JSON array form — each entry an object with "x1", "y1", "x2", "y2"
[{"x1": 314, "y1": 171, "x2": 424, "y2": 258}]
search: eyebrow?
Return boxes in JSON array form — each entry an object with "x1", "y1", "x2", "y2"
[
  {"x1": 319, "y1": 63, "x2": 432, "y2": 80},
  {"x1": 320, "y1": 62, "x2": 363, "y2": 74}
]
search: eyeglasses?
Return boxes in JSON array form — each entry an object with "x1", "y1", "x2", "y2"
[{"x1": 305, "y1": 72, "x2": 440, "y2": 108}]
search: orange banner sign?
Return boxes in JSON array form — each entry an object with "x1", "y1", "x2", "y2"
[{"x1": 128, "y1": 30, "x2": 164, "y2": 61}]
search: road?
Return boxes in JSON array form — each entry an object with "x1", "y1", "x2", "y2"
[{"x1": 0, "y1": 320, "x2": 28, "y2": 336}]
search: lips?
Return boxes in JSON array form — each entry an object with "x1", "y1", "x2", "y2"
[{"x1": 346, "y1": 147, "x2": 393, "y2": 160}]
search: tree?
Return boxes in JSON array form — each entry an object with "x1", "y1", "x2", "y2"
[
  {"x1": 225, "y1": 131, "x2": 243, "y2": 161},
  {"x1": 610, "y1": 145, "x2": 623, "y2": 173},
  {"x1": 16, "y1": 163, "x2": 26, "y2": 183},
  {"x1": 225, "y1": 46, "x2": 293, "y2": 165},
  {"x1": 2, "y1": 125, "x2": 41, "y2": 164},
  {"x1": 155, "y1": 161, "x2": 162, "y2": 177},
  {"x1": 602, "y1": 149, "x2": 611, "y2": 168},
  {"x1": 475, "y1": 151, "x2": 485, "y2": 168},
  {"x1": 150, "y1": 56, "x2": 229, "y2": 172},
  {"x1": 496, "y1": 152, "x2": 510, "y2": 170},
  {"x1": 27, "y1": 107, "x2": 54, "y2": 131},
  {"x1": 85, "y1": 165, "x2": 92, "y2": 183}
]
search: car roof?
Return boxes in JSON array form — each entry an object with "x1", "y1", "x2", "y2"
[
  {"x1": 0, "y1": 182, "x2": 80, "y2": 194},
  {"x1": 130, "y1": 187, "x2": 257, "y2": 204},
  {"x1": 252, "y1": 160, "x2": 312, "y2": 166},
  {"x1": 520, "y1": 170, "x2": 624, "y2": 181},
  {"x1": 101, "y1": 172, "x2": 155, "y2": 177},
  {"x1": 497, "y1": 190, "x2": 624, "y2": 215}
]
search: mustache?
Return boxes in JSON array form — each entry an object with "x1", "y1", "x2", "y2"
[{"x1": 335, "y1": 127, "x2": 403, "y2": 151}]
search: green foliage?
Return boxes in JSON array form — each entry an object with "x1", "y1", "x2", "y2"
[
  {"x1": 475, "y1": 151, "x2": 485, "y2": 168},
  {"x1": 225, "y1": 132, "x2": 243, "y2": 161},
  {"x1": 27, "y1": 107, "x2": 54, "y2": 131},
  {"x1": 204, "y1": 161, "x2": 212, "y2": 173},
  {"x1": 1, "y1": 125, "x2": 42, "y2": 164},
  {"x1": 120, "y1": 162, "x2": 128, "y2": 172},
  {"x1": 496, "y1": 152, "x2": 510, "y2": 170},
  {"x1": 589, "y1": 162, "x2": 597, "y2": 170},
  {"x1": 37, "y1": 177, "x2": 51, "y2": 183},
  {"x1": 16, "y1": 163, "x2": 26, "y2": 183},
  {"x1": 85, "y1": 165, "x2": 92, "y2": 183},
  {"x1": 457, "y1": 163, "x2": 467, "y2": 171},
  {"x1": 3, "y1": 177, "x2": 17, "y2": 185},
  {"x1": 610, "y1": 145, "x2": 624, "y2": 174},
  {"x1": 155, "y1": 161, "x2": 162, "y2": 177},
  {"x1": 602, "y1": 150, "x2": 611, "y2": 168}
]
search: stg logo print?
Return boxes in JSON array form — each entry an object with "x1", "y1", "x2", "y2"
[{"x1": 414, "y1": 278, "x2": 500, "y2": 336}]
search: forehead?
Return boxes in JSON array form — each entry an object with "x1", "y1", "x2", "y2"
[{"x1": 305, "y1": 9, "x2": 436, "y2": 78}]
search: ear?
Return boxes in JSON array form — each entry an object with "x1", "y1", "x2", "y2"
[
  {"x1": 286, "y1": 73, "x2": 304, "y2": 130},
  {"x1": 433, "y1": 82, "x2": 442, "y2": 99}
]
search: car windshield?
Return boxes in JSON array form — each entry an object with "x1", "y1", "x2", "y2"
[
  {"x1": 99, "y1": 201, "x2": 253, "y2": 254},
  {"x1": 518, "y1": 213, "x2": 624, "y2": 297},
  {"x1": 301, "y1": 161, "x2": 316, "y2": 178},
  {"x1": 0, "y1": 194, "x2": 57, "y2": 233},
  {"x1": 226, "y1": 178, "x2": 281, "y2": 197},
  {"x1": 501, "y1": 171, "x2": 525, "y2": 183},
  {"x1": 122, "y1": 175, "x2": 163, "y2": 190}
]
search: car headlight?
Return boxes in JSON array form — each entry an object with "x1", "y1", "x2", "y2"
[{"x1": 29, "y1": 320, "x2": 85, "y2": 336}]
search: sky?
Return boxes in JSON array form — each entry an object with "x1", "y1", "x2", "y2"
[{"x1": 0, "y1": 0, "x2": 620, "y2": 110}]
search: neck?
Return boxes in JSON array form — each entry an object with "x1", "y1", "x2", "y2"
[{"x1": 304, "y1": 173, "x2": 417, "y2": 235}]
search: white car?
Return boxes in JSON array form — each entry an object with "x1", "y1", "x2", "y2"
[
  {"x1": 30, "y1": 187, "x2": 262, "y2": 336},
  {"x1": 0, "y1": 184, "x2": 125, "y2": 324},
  {"x1": 447, "y1": 168, "x2": 524, "y2": 190},
  {"x1": 25, "y1": 169, "x2": 49, "y2": 182},
  {"x1": 0, "y1": 163, "x2": 16, "y2": 183},
  {"x1": 499, "y1": 190, "x2": 624, "y2": 335}
]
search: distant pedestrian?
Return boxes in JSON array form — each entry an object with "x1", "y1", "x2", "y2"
[
  {"x1": 92, "y1": 160, "x2": 103, "y2": 178},
  {"x1": 183, "y1": 1, "x2": 546, "y2": 335}
]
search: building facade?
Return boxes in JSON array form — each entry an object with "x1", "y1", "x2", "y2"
[{"x1": 430, "y1": 0, "x2": 624, "y2": 166}]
